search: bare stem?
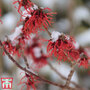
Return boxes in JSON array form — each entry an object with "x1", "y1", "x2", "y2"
[
  {"x1": 0, "y1": 40, "x2": 67, "y2": 89},
  {"x1": 45, "y1": 29, "x2": 51, "y2": 37},
  {"x1": 65, "y1": 63, "x2": 75, "y2": 87},
  {"x1": 0, "y1": 40, "x2": 81, "y2": 90},
  {"x1": 23, "y1": 55, "x2": 29, "y2": 69},
  {"x1": 45, "y1": 26, "x2": 81, "y2": 89},
  {"x1": 48, "y1": 63, "x2": 80, "y2": 88}
]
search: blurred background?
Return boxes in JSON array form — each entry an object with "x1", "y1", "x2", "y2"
[{"x1": 0, "y1": 0, "x2": 90, "y2": 90}]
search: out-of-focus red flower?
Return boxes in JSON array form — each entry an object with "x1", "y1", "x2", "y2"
[
  {"x1": 25, "y1": 36, "x2": 47, "y2": 68},
  {"x1": 78, "y1": 47, "x2": 90, "y2": 68},
  {"x1": 3, "y1": 40, "x2": 22, "y2": 57},
  {"x1": 19, "y1": 73, "x2": 39, "y2": 90},
  {"x1": 79, "y1": 56, "x2": 88, "y2": 69},
  {"x1": 47, "y1": 32, "x2": 79, "y2": 62}
]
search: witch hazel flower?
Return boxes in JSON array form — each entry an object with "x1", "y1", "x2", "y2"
[
  {"x1": 21, "y1": 6, "x2": 56, "y2": 36},
  {"x1": 2, "y1": 39, "x2": 21, "y2": 57},
  {"x1": 19, "y1": 73, "x2": 39, "y2": 90},
  {"x1": 13, "y1": 0, "x2": 33, "y2": 14},
  {"x1": 14, "y1": 0, "x2": 56, "y2": 37},
  {"x1": 2, "y1": 25, "x2": 24, "y2": 57},
  {"x1": 32, "y1": 47, "x2": 47, "y2": 68},
  {"x1": 78, "y1": 47, "x2": 90, "y2": 68},
  {"x1": 25, "y1": 36, "x2": 47, "y2": 68},
  {"x1": 47, "y1": 31, "x2": 79, "y2": 62},
  {"x1": 21, "y1": 4, "x2": 38, "y2": 20}
]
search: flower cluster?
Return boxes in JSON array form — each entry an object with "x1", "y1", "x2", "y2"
[
  {"x1": 23, "y1": 7, "x2": 55, "y2": 37},
  {"x1": 14, "y1": 0, "x2": 56, "y2": 38},
  {"x1": 19, "y1": 73, "x2": 39, "y2": 90},
  {"x1": 2, "y1": 0, "x2": 89, "y2": 71},
  {"x1": 25, "y1": 35, "x2": 47, "y2": 68},
  {"x1": 1, "y1": 0, "x2": 90, "y2": 90},
  {"x1": 3, "y1": 40, "x2": 21, "y2": 57},
  {"x1": 13, "y1": 0, "x2": 33, "y2": 13},
  {"x1": 78, "y1": 47, "x2": 90, "y2": 68},
  {"x1": 47, "y1": 31, "x2": 90, "y2": 68},
  {"x1": 0, "y1": 0, "x2": 90, "y2": 90},
  {"x1": 47, "y1": 31, "x2": 79, "y2": 62},
  {"x1": 2, "y1": 25, "x2": 24, "y2": 57},
  {"x1": 3, "y1": 0, "x2": 55, "y2": 59}
]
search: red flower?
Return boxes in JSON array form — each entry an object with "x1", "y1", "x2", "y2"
[
  {"x1": 25, "y1": 36, "x2": 47, "y2": 68},
  {"x1": 31, "y1": 48, "x2": 47, "y2": 68},
  {"x1": 78, "y1": 47, "x2": 90, "y2": 68},
  {"x1": 14, "y1": 0, "x2": 56, "y2": 38},
  {"x1": 79, "y1": 56, "x2": 88, "y2": 69},
  {"x1": 3, "y1": 40, "x2": 22, "y2": 57},
  {"x1": 19, "y1": 73, "x2": 39, "y2": 90},
  {"x1": 2, "y1": 25, "x2": 27, "y2": 57},
  {"x1": 47, "y1": 32, "x2": 79, "y2": 62},
  {"x1": 13, "y1": 0, "x2": 33, "y2": 14},
  {"x1": 22, "y1": 7, "x2": 56, "y2": 37}
]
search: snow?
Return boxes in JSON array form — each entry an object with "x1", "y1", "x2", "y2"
[
  {"x1": 51, "y1": 31, "x2": 62, "y2": 42},
  {"x1": 8, "y1": 25, "x2": 23, "y2": 41},
  {"x1": 22, "y1": 9, "x2": 32, "y2": 20},
  {"x1": 33, "y1": 47, "x2": 41, "y2": 58},
  {"x1": 73, "y1": 41, "x2": 80, "y2": 49},
  {"x1": 22, "y1": 4, "x2": 38, "y2": 20},
  {"x1": 66, "y1": 35, "x2": 70, "y2": 40},
  {"x1": 33, "y1": 4, "x2": 38, "y2": 10},
  {"x1": 25, "y1": 34, "x2": 36, "y2": 46}
]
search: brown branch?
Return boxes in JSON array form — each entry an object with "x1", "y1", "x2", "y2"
[
  {"x1": 48, "y1": 63, "x2": 81, "y2": 88},
  {"x1": 23, "y1": 55, "x2": 30, "y2": 69},
  {"x1": 45, "y1": 28, "x2": 82, "y2": 89},
  {"x1": 0, "y1": 40, "x2": 81, "y2": 90},
  {"x1": 45, "y1": 29, "x2": 51, "y2": 36},
  {"x1": 65, "y1": 63, "x2": 75, "y2": 87},
  {"x1": 66, "y1": 68, "x2": 74, "y2": 87},
  {"x1": 0, "y1": 40, "x2": 69, "y2": 89}
]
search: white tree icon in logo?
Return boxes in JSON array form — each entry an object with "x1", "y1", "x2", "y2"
[{"x1": 1, "y1": 78, "x2": 13, "y2": 89}]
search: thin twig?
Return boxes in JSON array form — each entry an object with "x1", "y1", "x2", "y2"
[
  {"x1": 65, "y1": 63, "x2": 75, "y2": 87},
  {"x1": 23, "y1": 55, "x2": 29, "y2": 69},
  {"x1": 0, "y1": 40, "x2": 81, "y2": 90},
  {"x1": 0, "y1": 40, "x2": 68, "y2": 89},
  {"x1": 48, "y1": 63, "x2": 81, "y2": 88},
  {"x1": 44, "y1": 28, "x2": 81, "y2": 89},
  {"x1": 45, "y1": 29, "x2": 51, "y2": 36}
]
